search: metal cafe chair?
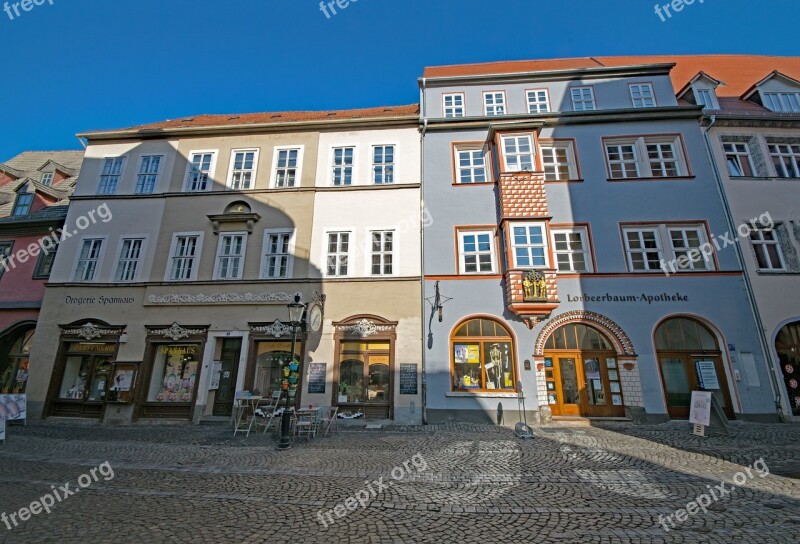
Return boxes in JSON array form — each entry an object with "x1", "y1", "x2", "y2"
[
  {"x1": 321, "y1": 406, "x2": 339, "y2": 436},
  {"x1": 233, "y1": 391, "x2": 254, "y2": 437},
  {"x1": 259, "y1": 391, "x2": 283, "y2": 434},
  {"x1": 293, "y1": 411, "x2": 317, "y2": 442}
]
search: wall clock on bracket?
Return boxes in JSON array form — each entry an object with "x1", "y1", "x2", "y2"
[{"x1": 308, "y1": 304, "x2": 323, "y2": 333}]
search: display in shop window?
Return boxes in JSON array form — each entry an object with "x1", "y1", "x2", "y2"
[{"x1": 149, "y1": 345, "x2": 199, "y2": 403}]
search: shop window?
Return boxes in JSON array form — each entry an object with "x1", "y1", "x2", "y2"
[
  {"x1": 59, "y1": 355, "x2": 112, "y2": 401},
  {"x1": 147, "y1": 345, "x2": 200, "y2": 403},
  {"x1": 451, "y1": 318, "x2": 516, "y2": 392},
  {"x1": 0, "y1": 329, "x2": 34, "y2": 394},
  {"x1": 775, "y1": 322, "x2": 800, "y2": 416},
  {"x1": 254, "y1": 341, "x2": 300, "y2": 397}
]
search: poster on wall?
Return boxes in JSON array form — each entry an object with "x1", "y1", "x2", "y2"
[
  {"x1": 308, "y1": 363, "x2": 327, "y2": 394},
  {"x1": 0, "y1": 394, "x2": 26, "y2": 422},
  {"x1": 209, "y1": 361, "x2": 222, "y2": 390}
]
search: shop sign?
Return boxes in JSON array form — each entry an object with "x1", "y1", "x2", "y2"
[
  {"x1": 65, "y1": 295, "x2": 135, "y2": 306},
  {"x1": 69, "y1": 343, "x2": 117, "y2": 354},
  {"x1": 400, "y1": 363, "x2": 418, "y2": 395},
  {"x1": 566, "y1": 292, "x2": 689, "y2": 304},
  {"x1": 695, "y1": 361, "x2": 720, "y2": 390},
  {"x1": 689, "y1": 391, "x2": 712, "y2": 427},
  {"x1": 159, "y1": 345, "x2": 198, "y2": 356}
]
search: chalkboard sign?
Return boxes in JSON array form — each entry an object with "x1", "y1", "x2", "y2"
[
  {"x1": 308, "y1": 363, "x2": 327, "y2": 394},
  {"x1": 399, "y1": 363, "x2": 418, "y2": 395}
]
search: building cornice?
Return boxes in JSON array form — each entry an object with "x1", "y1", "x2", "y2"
[{"x1": 702, "y1": 114, "x2": 800, "y2": 129}]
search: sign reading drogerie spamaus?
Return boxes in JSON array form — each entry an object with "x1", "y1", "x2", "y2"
[
  {"x1": 64, "y1": 296, "x2": 135, "y2": 306},
  {"x1": 567, "y1": 293, "x2": 689, "y2": 304}
]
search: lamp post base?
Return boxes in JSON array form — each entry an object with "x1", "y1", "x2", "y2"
[{"x1": 277, "y1": 410, "x2": 293, "y2": 450}]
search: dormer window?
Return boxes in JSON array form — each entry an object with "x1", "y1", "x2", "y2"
[
  {"x1": 12, "y1": 184, "x2": 33, "y2": 216},
  {"x1": 762, "y1": 92, "x2": 800, "y2": 113},
  {"x1": 40, "y1": 172, "x2": 54, "y2": 186},
  {"x1": 694, "y1": 87, "x2": 719, "y2": 110}
]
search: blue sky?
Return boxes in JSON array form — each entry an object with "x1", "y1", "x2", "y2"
[{"x1": 1, "y1": 0, "x2": 798, "y2": 158}]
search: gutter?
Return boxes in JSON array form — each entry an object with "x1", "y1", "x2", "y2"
[
  {"x1": 419, "y1": 77, "x2": 428, "y2": 425},
  {"x1": 701, "y1": 114, "x2": 786, "y2": 421}
]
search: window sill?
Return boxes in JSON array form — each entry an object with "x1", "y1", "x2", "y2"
[
  {"x1": 544, "y1": 178, "x2": 584, "y2": 183},
  {"x1": 446, "y1": 392, "x2": 520, "y2": 398},
  {"x1": 607, "y1": 176, "x2": 696, "y2": 182}
]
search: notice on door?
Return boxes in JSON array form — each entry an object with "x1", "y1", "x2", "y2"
[
  {"x1": 695, "y1": 361, "x2": 720, "y2": 390},
  {"x1": 689, "y1": 391, "x2": 712, "y2": 427},
  {"x1": 400, "y1": 363, "x2": 418, "y2": 395}
]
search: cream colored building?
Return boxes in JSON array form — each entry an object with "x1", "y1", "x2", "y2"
[{"x1": 26, "y1": 105, "x2": 423, "y2": 425}]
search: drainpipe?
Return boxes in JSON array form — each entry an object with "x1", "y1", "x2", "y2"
[
  {"x1": 419, "y1": 78, "x2": 428, "y2": 425},
  {"x1": 701, "y1": 114, "x2": 785, "y2": 422}
]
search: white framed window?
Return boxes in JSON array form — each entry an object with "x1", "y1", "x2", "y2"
[
  {"x1": 443, "y1": 93, "x2": 465, "y2": 118},
  {"x1": 483, "y1": 91, "x2": 506, "y2": 116},
  {"x1": 750, "y1": 229, "x2": 786, "y2": 271},
  {"x1": 455, "y1": 146, "x2": 488, "y2": 184},
  {"x1": 723, "y1": 142, "x2": 755, "y2": 177},
  {"x1": 271, "y1": 147, "x2": 302, "y2": 188},
  {"x1": 136, "y1": 155, "x2": 162, "y2": 194},
  {"x1": 372, "y1": 145, "x2": 395, "y2": 184},
  {"x1": 526, "y1": 89, "x2": 550, "y2": 113},
  {"x1": 605, "y1": 136, "x2": 687, "y2": 179},
  {"x1": 12, "y1": 192, "x2": 33, "y2": 217},
  {"x1": 98, "y1": 157, "x2": 125, "y2": 194},
  {"x1": 630, "y1": 83, "x2": 656, "y2": 108},
  {"x1": 458, "y1": 230, "x2": 496, "y2": 274},
  {"x1": 762, "y1": 92, "x2": 800, "y2": 113},
  {"x1": 167, "y1": 233, "x2": 203, "y2": 281},
  {"x1": 571, "y1": 86, "x2": 596, "y2": 111},
  {"x1": 369, "y1": 230, "x2": 394, "y2": 276},
  {"x1": 501, "y1": 134, "x2": 535, "y2": 172},
  {"x1": 768, "y1": 142, "x2": 800, "y2": 178},
  {"x1": 227, "y1": 149, "x2": 259, "y2": 190},
  {"x1": 694, "y1": 87, "x2": 719, "y2": 109},
  {"x1": 261, "y1": 230, "x2": 294, "y2": 279},
  {"x1": 552, "y1": 228, "x2": 592, "y2": 272},
  {"x1": 623, "y1": 224, "x2": 713, "y2": 272},
  {"x1": 331, "y1": 147, "x2": 355, "y2": 186},
  {"x1": 214, "y1": 232, "x2": 247, "y2": 280},
  {"x1": 326, "y1": 231, "x2": 351, "y2": 277},
  {"x1": 511, "y1": 223, "x2": 547, "y2": 269},
  {"x1": 184, "y1": 151, "x2": 217, "y2": 192},
  {"x1": 73, "y1": 238, "x2": 105, "y2": 282},
  {"x1": 540, "y1": 141, "x2": 577, "y2": 181},
  {"x1": 114, "y1": 237, "x2": 145, "y2": 282},
  {"x1": 40, "y1": 172, "x2": 54, "y2": 186}
]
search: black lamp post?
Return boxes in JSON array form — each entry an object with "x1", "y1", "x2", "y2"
[{"x1": 277, "y1": 294, "x2": 305, "y2": 450}]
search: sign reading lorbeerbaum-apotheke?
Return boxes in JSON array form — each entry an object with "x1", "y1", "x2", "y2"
[{"x1": 566, "y1": 293, "x2": 689, "y2": 304}]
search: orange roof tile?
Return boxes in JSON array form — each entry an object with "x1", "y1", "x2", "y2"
[
  {"x1": 85, "y1": 104, "x2": 420, "y2": 134},
  {"x1": 424, "y1": 55, "x2": 800, "y2": 97}
]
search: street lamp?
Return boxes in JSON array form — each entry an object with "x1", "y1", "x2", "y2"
[{"x1": 277, "y1": 294, "x2": 305, "y2": 450}]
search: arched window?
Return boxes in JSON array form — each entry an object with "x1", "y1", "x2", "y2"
[
  {"x1": 451, "y1": 318, "x2": 516, "y2": 392},
  {"x1": 775, "y1": 321, "x2": 800, "y2": 416},
  {"x1": 0, "y1": 328, "x2": 34, "y2": 394},
  {"x1": 545, "y1": 323, "x2": 613, "y2": 351},
  {"x1": 655, "y1": 317, "x2": 718, "y2": 351}
]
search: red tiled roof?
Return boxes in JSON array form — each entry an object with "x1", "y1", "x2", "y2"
[
  {"x1": 86, "y1": 104, "x2": 420, "y2": 134},
  {"x1": 424, "y1": 55, "x2": 800, "y2": 97}
]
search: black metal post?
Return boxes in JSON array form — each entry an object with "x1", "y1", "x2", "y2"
[{"x1": 277, "y1": 323, "x2": 299, "y2": 450}]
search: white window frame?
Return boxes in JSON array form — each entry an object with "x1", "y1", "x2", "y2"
[
  {"x1": 443, "y1": 93, "x2": 465, "y2": 118},
  {"x1": 270, "y1": 146, "x2": 304, "y2": 188},
  {"x1": 324, "y1": 230, "x2": 353, "y2": 277},
  {"x1": 510, "y1": 223, "x2": 548, "y2": 269},
  {"x1": 372, "y1": 144, "x2": 396, "y2": 184},
  {"x1": 623, "y1": 224, "x2": 714, "y2": 273},
  {"x1": 458, "y1": 230, "x2": 497, "y2": 275},
  {"x1": 526, "y1": 89, "x2": 550, "y2": 113},
  {"x1": 12, "y1": 192, "x2": 33, "y2": 216},
  {"x1": 571, "y1": 86, "x2": 596, "y2": 111},
  {"x1": 213, "y1": 232, "x2": 248, "y2": 280},
  {"x1": 135, "y1": 155, "x2": 163, "y2": 194},
  {"x1": 165, "y1": 232, "x2": 204, "y2": 282},
  {"x1": 501, "y1": 134, "x2": 535, "y2": 172},
  {"x1": 454, "y1": 145, "x2": 488, "y2": 184},
  {"x1": 367, "y1": 229, "x2": 396, "y2": 277},
  {"x1": 98, "y1": 157, "x2": 126, "y2": 194},
  {"x1": 694, "y1": 87, "x2": 719, "y2": 109},
  {"x1": 750, "y1": 228, "x2": 786, "y2": 271},
  {"x1": 330, "y1": 146, "x2": 356, "y2": 186},
  {"x1": 551, "y1": 227, "x2": 593, "y2": 273},
  {"x1": 260, "y1": 229, "x2": 296, "y2": 279},
  {"x1": 762, "y1": 91, "x2": 800, "y2": 113},
  {"x1": 629, "y1": 83, "x2": 657, "y2": 108},
  {"x1": 605, "y1": 135, "x2": 687, "y2": 179},
  {"x1": 113, "y1": 236, "x2": 148, "y2": 282},
  {"x1": 226, "y1": 149, "x2": 260, "y2": 190},
  {"x1": 40, "y1": 172, "x2": 54, "y2": 186},
  {"x1": 72, "y1": 237, "x2": 107, "y2": 283},
  {"x1": 183, "y1": 150, "x2": 218, "y2": 192},
  {"x1": 483, "y1": 91, "x2": 507, "y2": 116},
  {"x1": 722, "y1": 142, "x2": 756, "y2": 177},
  {"x1": 767, "y1": 142, "x2": 800, "y2": 178},
  {"x1": 540, "y1": 140, "x2": 578, "y2": 181}
]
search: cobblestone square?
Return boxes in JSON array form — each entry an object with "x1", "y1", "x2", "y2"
[{"x1": 0, "y1": 421, "x2": 799, "y2": 543}]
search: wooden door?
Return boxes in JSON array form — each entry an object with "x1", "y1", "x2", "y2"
[{"x1": 213, "y1": 338, "x2": 242, "y2": 416}]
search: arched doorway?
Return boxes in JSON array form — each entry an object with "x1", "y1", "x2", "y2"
[
  {"x1": 655, "y1": 317, "x2": 734, "y2": 419},
  {"x1": 775, "y1": 321, "x2": 800, "y2": 416},
  {"x1": 0, "y1": 326, "x2": 35, "y2": 394},
  {"x1": 543, "y1": 323, "x2": 625, "y2": 417}
]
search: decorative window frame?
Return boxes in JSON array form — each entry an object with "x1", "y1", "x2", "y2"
[{"x1": 213, "y1": 231, "x2": 248, "y2": 280}]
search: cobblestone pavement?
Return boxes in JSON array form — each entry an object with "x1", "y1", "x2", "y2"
[{"x1": 0, "y1": 420, "x2": 799, "y2": 543}]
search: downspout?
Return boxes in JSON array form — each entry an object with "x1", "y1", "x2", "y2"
[
  {"x1": 419, "y1": 78, "x2": 428, "y2": 425},
  {"x1": 701, "y1": 114, "x2": 785, "y2": 422}
]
